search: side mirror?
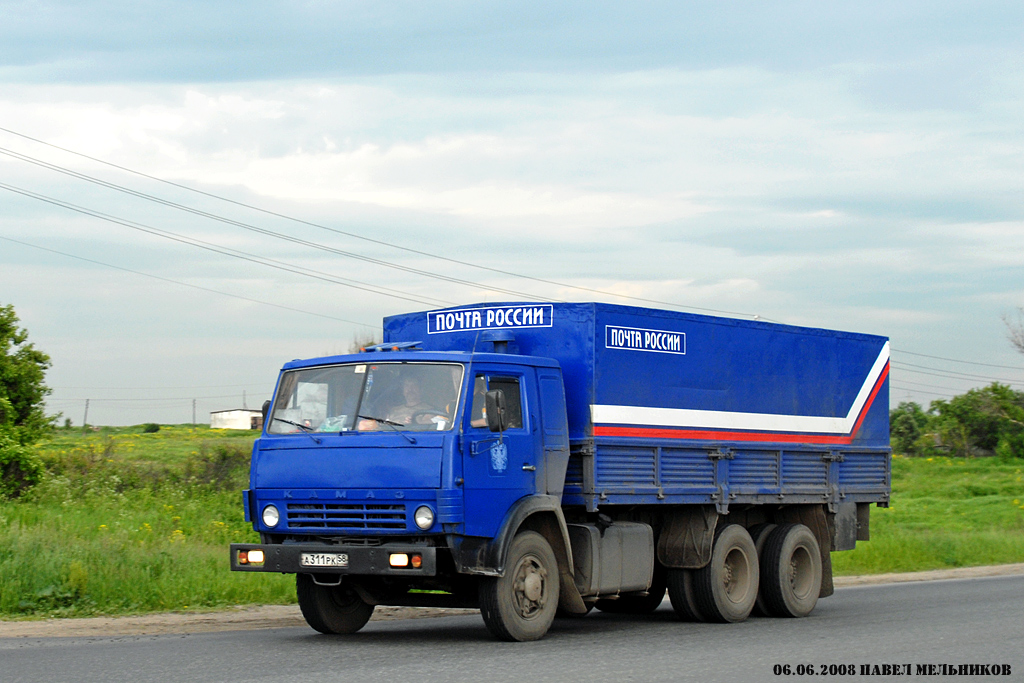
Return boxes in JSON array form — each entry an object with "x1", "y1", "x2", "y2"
[
  {"x1": 485, "y1": 389, "x2": 507, "y2": 433},
  {"x1": 261, "y1": 399, "x2": 271, "y2": 428}
]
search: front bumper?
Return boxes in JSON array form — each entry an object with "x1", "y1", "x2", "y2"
[{"x1": 230, "y1": 543, "x2": 438, "y2": 576}]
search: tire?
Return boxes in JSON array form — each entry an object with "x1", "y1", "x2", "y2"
[
  {"x1": 747, "y1": 523, "x2": 777, "y2": 617},
  {"x1": 595, "y1": 563, "x2": 667, "y2": 614},
  {"x1": 760, "y1": 523, "x2": 822, "y2": 618},
  {"x1": 666, "y1": 568, "x2": 705, "y2": 621},
  {"x1": 692, "y1": 524, "x2": 759, "y2": 623},
  {"x1": 296, "y1": 574, "x2": 374, "y2": 635},
  {"x1": 479, "y1": 531, "x2": 560, "y2": 641}
]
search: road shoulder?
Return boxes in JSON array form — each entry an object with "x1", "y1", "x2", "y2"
[{"x1": 3, "y1": 563, "x2": 1023, "y2": 639}]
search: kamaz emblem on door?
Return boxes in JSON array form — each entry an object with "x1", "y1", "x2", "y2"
[
  {"x1": 490, "y1": 442, "x2": 508, "y2": 473},
  {"x1": 605, "y1": 325, "x2": 685, "y2": 355}
]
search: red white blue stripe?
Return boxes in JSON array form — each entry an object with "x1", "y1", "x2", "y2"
[{"x1": 591, "y1": 342, "x2": 890, "y2": 445}]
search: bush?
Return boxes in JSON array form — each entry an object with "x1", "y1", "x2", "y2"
[
  {"x1": 142, "y1": 423, "x2": 161, "y2": 434},
  {"x1": 183, "y1": 443, "x2": 250, "y2": 491},
  {"x1": 0, "y1": 428, "x2": 44, "y2": 498},
  {"x1": 892, "y1": 383, "x2": 1024, "y2": 457}
]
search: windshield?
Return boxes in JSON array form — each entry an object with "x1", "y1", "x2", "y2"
[{"x1": 268, "y1": 362, "x2": 464, "y2": 434}]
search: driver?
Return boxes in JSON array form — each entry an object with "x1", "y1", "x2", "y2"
[{"x1": 387, "y1": 377, "x2": 442, "y2": 426}]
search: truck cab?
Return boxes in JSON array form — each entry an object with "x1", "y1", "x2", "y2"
[{"x1": 233, "y1": 346, "x2": 576, "y2": 640}]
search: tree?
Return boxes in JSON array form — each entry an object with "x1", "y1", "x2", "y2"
[
  {"x1": 348, "y1": 331, "x2": 382, "y2": 354},
  {"x1": 892, "y1": 384, "x2": 1024, "y2": 458},
  {"x1": 1004, "y1": 307, "x2": 1024, "y2": 355},
  {"x1": 0, "y1": 304, "x2": 54, "y2": 445},
  {"x1": 889, "y1": 401, "x2": 930, "y2": 455}
]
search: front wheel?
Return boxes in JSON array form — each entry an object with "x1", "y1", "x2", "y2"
[
  {"x1": 296, "y1": 574, "x2": 374, "y2": 634},
  {"x1": 479, "y1": 531, "x2": 560, "y2": 641}
]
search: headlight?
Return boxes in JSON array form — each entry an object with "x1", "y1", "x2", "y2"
[
  {"x1": 414, "y1": 505, "x2": 435, "y2": 530},
  {"x1": 262, "y1": 504, "x2": 280, "y2": 528}
]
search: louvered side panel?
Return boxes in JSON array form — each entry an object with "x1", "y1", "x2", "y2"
[
  {"x1": 730, "y1": 450, "x2": 779, "y2": 491},
  {"x1": 563, "y1": 454, "x2": 584, "y2": 492},
  {"x1": 781, "y1": 452, "x2": 827, "y2": 490},
  {"x1": 660, "y1": 447, "x2": 715, "y2": 488},
  {"x1": 594, "y1": 446, "x2": 657, "y2": 489},
  {"x1": 838, "y1": 452, "x2": 889, "y2": 489}
]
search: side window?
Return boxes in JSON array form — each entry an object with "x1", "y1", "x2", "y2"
[{"x1": 470, "y1": 374, "x2": 524, "y2": 429}]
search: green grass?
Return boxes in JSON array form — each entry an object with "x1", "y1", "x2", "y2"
[
  {"x1": 0, "y1": 425, "x2": 294, "y2": 619},
  {"x1": 2, "y1": 428, "x2": 1024, "y2": 619},
  {"x1": 833, "y1": 454, "x2": 1024, "y2": 574}
]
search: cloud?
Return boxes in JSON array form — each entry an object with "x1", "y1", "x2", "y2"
[
  {"x1": 2, "y1": 4, "x2": 1024, "y2": 420},
  {"x1": 3, "y1": 1, "x2": 1023, "y2": 82}
]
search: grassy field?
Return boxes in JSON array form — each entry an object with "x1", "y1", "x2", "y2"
[
  {"x1": 1, "y1": 427, "x2": 1023, "y2": 619},
  {"x1": 0, "y1": 426, "x2": 293, "y2": 618},
  {"x1": 833, "y1": 454, "x2": 1024, "y2": 574}
]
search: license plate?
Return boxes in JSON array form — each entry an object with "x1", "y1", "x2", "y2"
[{"x1": 300, "y1": 553, "x2": 349, "y2": 568}]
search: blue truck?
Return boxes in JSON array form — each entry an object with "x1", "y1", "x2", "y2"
[{"x1": 230, "y1": 302, "x2": 890, "y2": 641}]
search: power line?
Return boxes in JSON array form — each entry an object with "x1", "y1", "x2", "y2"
[
  {"x1": 0, "y1": 125, "x2": 767, "y2": 320},
  {"x1": 0, "y1": 234, "x2": 380, "y2": 328},
  {"x1": 0, "y1": 181, "x2": 447, "y2": 307},
  {"x1": 892, "y1": 348, "x2": 1024, "y2": 371},
  {"x1": 0, "y1": 144, "x2": 555, "y2": 304},
  {"x1": 889, "y1": 377, "x2": 966, "y2": 393},
  {"x1": 889, "y1": 384, "x2": 954, "y2": 399},
  {"x1": 891, "y1": 360, "x2": 1024, "y2": 385}
]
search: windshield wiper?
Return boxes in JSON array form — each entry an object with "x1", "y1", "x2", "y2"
[
  {"x1": 271, "y1": 417, "x2": 322, "y2": 443},
  {"x1": 357, "y1": 415, "x2": 417, "y2": 444},
  {"x1": 273, "y1": 417, "x2": 314, "y2": 432}
]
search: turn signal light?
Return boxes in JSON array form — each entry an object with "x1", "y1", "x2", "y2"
[
  {"x1": 388, "y1": 553, "x2": 423, "y2": 568},
  {"x1": 238, "y1": 549, "x2": 265, "y2": 565}
]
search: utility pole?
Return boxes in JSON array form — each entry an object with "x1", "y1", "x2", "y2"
[
  {"x1": 192, "y1": 399, "x2": 196, "y2": 426},
  {"x1": 82, "y1": 398, "x2": 89, "y2": 431},
  {"x1": 243, "y1": 390, "x2": 247, "y2": 409}
]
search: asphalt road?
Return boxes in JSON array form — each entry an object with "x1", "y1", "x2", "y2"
[{"x1": 3, "y1": 575, "x2": 1022, "y2": 683}]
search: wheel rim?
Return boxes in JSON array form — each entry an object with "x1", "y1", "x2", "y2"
[
  {"x1": 788, "y1": 545, "x2": 814, "y2": 599},
  {"x1": 512, "y1": 553, "x2": 548, "y2": 619},
  {"x1": 722, "y1": 547, "x2": 752, "y2": 605}
]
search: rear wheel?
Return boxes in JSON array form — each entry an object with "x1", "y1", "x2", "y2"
[
  {"x1": 479, "y1": 531, "x2": 560, "y2": 641},
  {"x1": 296, "y1": 574, "x2": 374, "y2": 634},
  {"x1": 760, "y1": 523, "x2": 821, "y2": 618},
  {"x1": 692, "y1": 524, "x2": 759, "y2": 623},
  {"x1": 595, "y1": 563, "x2": 667, "y2": 614},
  {"x1": 666, "y1": 568, "x2": 704, "y2": 621},
  {"x1": 748, "y1": 523, "x2": 777, "y2": 616}
]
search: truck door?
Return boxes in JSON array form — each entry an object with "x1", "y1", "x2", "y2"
[
  {"x1": 538, "y1": 370, "x2": 570, "y2": 497},
  {"x1": 461, "y1": 369, "x2": 538, "y2": 538}
]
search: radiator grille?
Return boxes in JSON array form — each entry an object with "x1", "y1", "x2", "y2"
[{"x1": 286, "y1": 503, "x2": 407, "y2": 530}]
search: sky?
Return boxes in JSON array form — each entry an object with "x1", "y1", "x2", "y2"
[{"x1": 1, "y1": 1, "x2": 1023, "y2": 426}]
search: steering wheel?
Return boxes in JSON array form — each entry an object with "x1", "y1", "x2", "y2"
[{"x1": 410, "y1": 409, "x2": 446, "y2": 424}]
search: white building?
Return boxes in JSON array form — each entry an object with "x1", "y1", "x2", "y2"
[{"x1": 210, "y1": 409, "x2": 263, "y2": 430}]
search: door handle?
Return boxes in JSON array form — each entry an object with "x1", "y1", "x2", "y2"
[{"x1": 522, "y1": 465, "x2": 536, "y2": 471}]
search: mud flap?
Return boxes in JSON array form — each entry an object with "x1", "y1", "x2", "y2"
[{"x1": 656, "y1": 505, "x2": 717, "y2": 569}]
